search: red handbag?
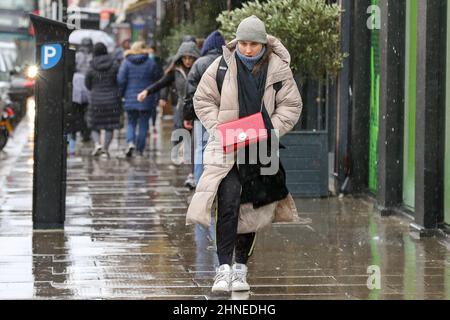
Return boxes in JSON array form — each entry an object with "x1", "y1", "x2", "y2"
[{"x1": 217, "y1": 111, "x2": 268, "y2": 153}]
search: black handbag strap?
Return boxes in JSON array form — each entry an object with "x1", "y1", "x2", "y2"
[{"x1": 216, "y1": 56, "x2": 228, "y2": 94}]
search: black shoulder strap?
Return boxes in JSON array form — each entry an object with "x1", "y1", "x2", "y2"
[
  {"x1": 216, "y1": 57, "x2": 283, "y2": 96},
  {"x1": 273, "y1": 81, "x2": 282, "y2": 94},
  {"x1": 216, "y1": 56, "x2": 227, "y2": 94}
]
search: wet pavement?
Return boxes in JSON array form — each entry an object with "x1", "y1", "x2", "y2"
[{"x1": 1, "y1": 100, "x2": 450, "y2": 300}]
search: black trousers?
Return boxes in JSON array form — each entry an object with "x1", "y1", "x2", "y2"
[{"x1": 216, "y1": 164, "x2": 256, "y2": 266}]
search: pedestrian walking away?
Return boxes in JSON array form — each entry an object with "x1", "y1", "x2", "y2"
[
  {"x1": 68, "y1": 47, "x2": 91, "y2": 155},
  {"x1": 183, "y1": 30, "x2": 226, "y2": 187},
  {"x1": 85, "y1": 42, "x2": 122, "y2": 158},
  {"x1": 117, "y1": 41, "x2": 164, "y2": 157},
  {"x1": 73, "y1": 37, "x2": 94, "y2": 144},
  {"x1": 113, "y1": 38, "x2": 131, "y2": 65},
  {"x1": 185, "y1": 15, "x2": 303, "y2": 293}
]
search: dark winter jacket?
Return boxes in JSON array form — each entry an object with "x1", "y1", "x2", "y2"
[
  {"x1": 117, "y1": 51, "x2": 163, "y2": 111},
  {"x1": 200, "y1": 30, "x2": 225, "y2": 56},
  {"x1": 145, "y1": 67, "x2": 189, "y2": 105},
  {"x1": 183, "y1": 48, "x2": 222, "y2": 121},
  {"x1": 145, "y1": 42, "x2": 200, "y2": 118},
  {"x1": 85, "y1": 54, "x2": 122, "y2": 130},
  {"x1": 65, "y1": 102, "x2": 87, "y2": 134},
  {"x1": 183, "y1": 31, "x2": 224, "y2": 121}
]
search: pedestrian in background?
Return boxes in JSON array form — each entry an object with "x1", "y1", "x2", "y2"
[
  {"x1": 85, "y1": 42, "x2": 122, "y2": 158},
  {"x1": 118, "y1": 41, "x2": 163, "y2": 157},
  {"x1": 74, "y1": 37, "x2": 94, "y2": 144},
  {"x1": 139, "y1": 40, "x2": 199, "y2": 133},
  {"x1": 137, "y1": 41, "x2": 200, "y2": 188},
  {"x1": 113, "y1": 38, "x2": 131, "y2": 65},
  {"x1": 183, "y1": 30, "x2": 225, "y2": 185},
  {"x1": 147, "y1": 44, "x2": 163, "y2": 135},
  {"x1": 157, "y1": 37, "x2": 197, "y2": 130},
  {"x1": 68, "y1": 39, "x2": 93, "y2": 155},
  {"x1": 76, "y1": 37, "x2": 93, "y2": 75},
  {"x1": 186, "y1": 16, "x2": 302, "y2": 293}
]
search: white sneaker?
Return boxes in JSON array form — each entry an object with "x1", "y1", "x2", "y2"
[
  {"x1": 184, "y1": 173, "x2": 196, "y2": 190},
  {"x1": 100, "y1": 150, "x2": 110, "y2": 159},
  {"x1": 125, "y1": 143, "x2": 135, "y2": 157},
  {"x1": 92, "y1": 144, "x2": 103, "y2": 156},
  {"x1": 231, "y1": 263, "x2": 250, "y2": 292},
  {"x1": 212, "y1": 264, "x2": 231, "y2": 293}
]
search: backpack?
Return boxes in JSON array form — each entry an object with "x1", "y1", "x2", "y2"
[{"x1": 215, "y1": 56, "x2": 282, "y2": 95}]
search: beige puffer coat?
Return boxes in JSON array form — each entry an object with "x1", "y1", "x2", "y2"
[{"x1": 186, "y1": 35, "x2": 303, "y2": 233}]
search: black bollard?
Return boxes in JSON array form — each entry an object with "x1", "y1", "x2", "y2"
[{"x1": 30, "y1": 14, "x2": 75, "y2": 230}]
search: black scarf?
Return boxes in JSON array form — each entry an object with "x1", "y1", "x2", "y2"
[{"x1": 235, "y1": 53, "x2": 289, "y2": 209}]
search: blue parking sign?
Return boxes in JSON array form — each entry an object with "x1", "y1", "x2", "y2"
[{"x1": 41, "y1": 44, "x2": 62, "y2": 70}]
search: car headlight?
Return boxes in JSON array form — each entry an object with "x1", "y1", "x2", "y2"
[{"x1": 26, "y1": 65, "x2": 38, "y2": 79}]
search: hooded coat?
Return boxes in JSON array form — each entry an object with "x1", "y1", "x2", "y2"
[
  {"x1": 117, "y1": 49, "x2": 163, "y2": 112},
  {"x1": 145, "y1": 42, "x2": 200, "y2": 128},
  {"x1": 186, "y1": 35, "x2": 303, "y2": 234},
  {"x1": 84, "y1": 54, "x2": 122, "y2": 130},
  {"x1": 183, "y1": 31, "x2": 225, "y2": 121},
  {"x1": 72, "y1": 47, "x2": 92, "y2": 105}
]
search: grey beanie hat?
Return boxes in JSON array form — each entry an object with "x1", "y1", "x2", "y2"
[{"x1": 235, "y1": 15, "x2": 267, "y2": 44}]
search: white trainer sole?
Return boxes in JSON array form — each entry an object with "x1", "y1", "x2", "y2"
[
  {"x1": 231, "y1": 283, "x2": 250, "y2": 292},
  {"x1": 212, "y1": 282, "x2": 230, "y2": 293}
]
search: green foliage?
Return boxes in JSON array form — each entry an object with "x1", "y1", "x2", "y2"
[
  {"x1": 217, "y1": 0, "x2": 346, "y2": 79},
  {"x1": 160, "y1": 22, "x2": 203, "y2": 58},
  {"x1": 157, "y1": 0, "x2": 228, "y2": 58}
]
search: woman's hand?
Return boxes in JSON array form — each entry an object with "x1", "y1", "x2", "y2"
[
  {"x1": 137, "y1": 89, "x2": 148, "y2": 102},
  {"x1": 184, "y1": 120, "x2": 193, "y2": 130}
]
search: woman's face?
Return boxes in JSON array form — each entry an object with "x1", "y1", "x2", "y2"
[
  {"x1": 238, "y1": 41, "x2": 263, "y2": 57},
  {"x1": 182, "y1": 56, "x2": 195, "y2": 68}
]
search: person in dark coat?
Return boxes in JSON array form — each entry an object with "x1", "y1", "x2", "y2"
[
  {"x1": 85, "y1": 42, "x2": 122, "y2": 158},
  {"x1": 117, "y1": 41, "x2": 164, "y2": 157},
  {"x1": 156, "y1": 36, "x2": 198, "y2": 127},
  {"x1": 147, "y1": 45, "x2": 163, "y2": 134},
  {"x1": 183, "y1": 30, "x2": 225, "y2": 185},
  {"x1": 113, "y1": 38, "x2": 130, "y2": 65},
  {"x1": 137, "y1": 41, "x2": 200, "y2": 188}
]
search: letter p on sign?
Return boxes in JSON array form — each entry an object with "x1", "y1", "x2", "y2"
[
  {"x1": 367, "y1": 265, "x2": 381, "y2": 290},
  {"x1": 42, "y1": 44, "x2": 62, "y2": 70}
]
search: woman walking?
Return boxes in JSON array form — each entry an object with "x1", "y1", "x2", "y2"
[
  {"x1": 85, "y1": 42, "x2": 122, "y2": 158},
  {"x1": 118, "y1": 41, "x2": 163, "y2": 157},
  {"x1": 186, "y1": 16, "x2": 302, "y2": 293},
  {"x1": 137, "y1": 41, "x2": 200, "y2": 187},
  {"x1": 137, "y1": 41, "x2": 200, "y2": 132}
]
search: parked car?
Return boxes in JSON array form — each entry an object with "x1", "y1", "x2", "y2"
[
  {"x1": 0, "y1": 54, "x2": 15, "y2": 150},
  {"x1": 0, "y1": 42, "x2": 34, "y2": 120}
]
